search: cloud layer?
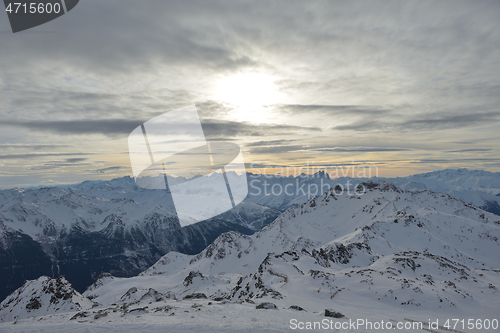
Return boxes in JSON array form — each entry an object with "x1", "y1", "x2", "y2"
[{"x1": 1, "y1": 0, "x2": 499, "y2": 187}]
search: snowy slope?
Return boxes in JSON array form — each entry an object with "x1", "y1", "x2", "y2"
[
  {"x1": 385, "y1": 168, "x2": 500, "y2": 195},
  {"x1": 0, "y1": 172, "x2": 342, "y2": 300},
  {"x1": 0, "y1": 276, "x2": 92, "y2": 323},
  {"x1": 52, "y1": 182, "x2": 498, "y2": 325},
  {"x1": 383, "y1": 169, "x2": 500, "y2": 215},
  {"x1": 86, "y1": 182, "x2": 500, "y2": 299},
  {"x1": 0, "y1": 185, "x2": 260, "y2": 300},
  {"x1": 1, "y1": 181, "x2": 500, "y2": 331},
  {"x1": 2, "y1": 170, "x2": 500, "y2": 330},
  {"x1": 244, "y1": 169, "x2": 500, "y2": 217}
]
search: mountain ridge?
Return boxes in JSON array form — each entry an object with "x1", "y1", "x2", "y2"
[
  {"x1": 1, "y1": 180, "x2": 499, "y2": 326},
  {"x1": 1, "y1": 169, "x2": 500, "y2": 305}
]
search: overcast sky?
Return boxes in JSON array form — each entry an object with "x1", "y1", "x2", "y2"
[{"x1": 1, "y1": 0, "x2": 500, "y2": 188}]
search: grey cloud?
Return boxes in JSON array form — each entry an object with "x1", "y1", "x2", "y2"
[
  {"x1": 447, "y1": 148, "x2": 493, "y2": 153},
  {"x1": 2, "y1": 119, "x2": 142, "y2": 136},
  {"x1": 205, "y1": 137, "x2": 236, "y2": 142},
  {"x1": 247, "y1": 161, "x2": 386, "y2": 170},
  {"x1": 1, "y1": 0, "x2": 496, "y2": 84},
  {"x1": 1, "y1": 87, "x2": 196, "y2": 120},
  {"x1": 65, "y1": 158, "x2": 89, "y2": 163},
  {"x1": 0, "y1": 144, "x2": 71, "y2": 150},
  {"x1": 409, "y1": 158, "x2": 500, "y2": 164},
  {"x1": 1, "y1": 0, "x2": 500, "y2": 187},
  {"x1": 202, "y1": 120, "x2": 321, "y2": 138},
  {"x1": 197, "y1": 100, "x2": 234, "y2": 118},
  {"x1": 401, "y1": 112, "x2": 500, "y2": 131},
  {"x1": 1, "y1": 117, "x2": 322, "y2": 139},
  {"x1": 28, "y1": 164, "x2": 89, "y2": 171},
  {"x1": 312, "y1": 147, "x2": 413, "y2": 152},
  {"x1": 450, "y1": 141, "x2": 477, "y2": 145},
  {"x1": 0, "y1": 1, "x2": 262, "y2": 76},
  {"x1": 249, "y1": 144, "x2": 414, "y2": 155},
  {"x1": 331, "y1": 111, "x2": 500, "y2": 132},
  {"x1": 248, "y1": 143, "x2": 415, "y2": 155},
  {"x1": 27, "y1": 160, "x2": 92, "y2": 171},
  {"x1": 0, "y1": 153, "x2": 95, "y2": 160},
  {"x1": 278, "y1": 104, "x2": 390, "y2": 116},
  {"x1": 249, "y1": 145, "x2": 306, "y2": 155},
  {"x1": 331, "y1": 121, "x2": 386, "y2": 132},
  {"x1": 93, "y1": 166, "x2": 128, "y2": 173},
  {"x1": 245, "y1": 140, "x2": 297, "y2": 147}
]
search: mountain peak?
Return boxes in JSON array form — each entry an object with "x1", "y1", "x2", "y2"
[
  {"x1": 72, "y1": 184, "x2": 500, "y2": 325},
  {"x1": 0, "y1": 276, "x2": 92, "y2": 323},
  {"x1": 358, "y1": 180, "x2": 400, "y2": 192}
]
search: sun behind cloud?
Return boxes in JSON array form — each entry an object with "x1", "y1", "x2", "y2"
[{"x1": 214, "y1": 72, "x2": 283, "y2": 122}]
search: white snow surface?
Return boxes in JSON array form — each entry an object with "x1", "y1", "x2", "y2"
[
  {"x1": 385, "y1": 168, "x2": 500, "y2": 195},
  {"x1": 2, "y1": 169, "x2": 500, "y2": 242},
  {"x1": 0, "y1": 276, "x2": 92, "y2": 323},
  {"x1": 1, "y1": 181, "x2": 499, "y2": 332}
]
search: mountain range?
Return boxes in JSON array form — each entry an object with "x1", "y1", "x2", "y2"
[
  {"x1": 1, "y1": 168, "x2": 500, "y2": 305},
  {"x1": 1, "y1": 180, "x2": 499, "y2": 331}
]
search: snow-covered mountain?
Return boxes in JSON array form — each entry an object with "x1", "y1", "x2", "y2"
[
  {"x1": 84, "y1": 182, "x2": 500, "y2": 305},
  {"x1": 0, "y1": 173, "x2": 336, "y2": 301},
  {"x1": 244, "y1": 168, "x2": 500, "y2": 217},
  {"x1": 0, "y1": 276, "x2": 93, "y2": 323},
  {"x1": 0, "y1": 178, "x2": 269, "y2": 301},
  {"x1": 3, "y1": 181, "x2": 497, "y2": 330},
  {"x1": 2, "y1": 168, "x2": 500, "y2": 322},
  {"x1": 386, "y1": 168, "x2": 500, "y2": 195},
  {"x1": 383, "y1": 169, "x2": 500, "y2": 215}
]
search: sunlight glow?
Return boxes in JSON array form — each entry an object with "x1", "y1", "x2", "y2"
[{"x1": 214, "y1": 72, "x2": 282, "y2": 122}]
